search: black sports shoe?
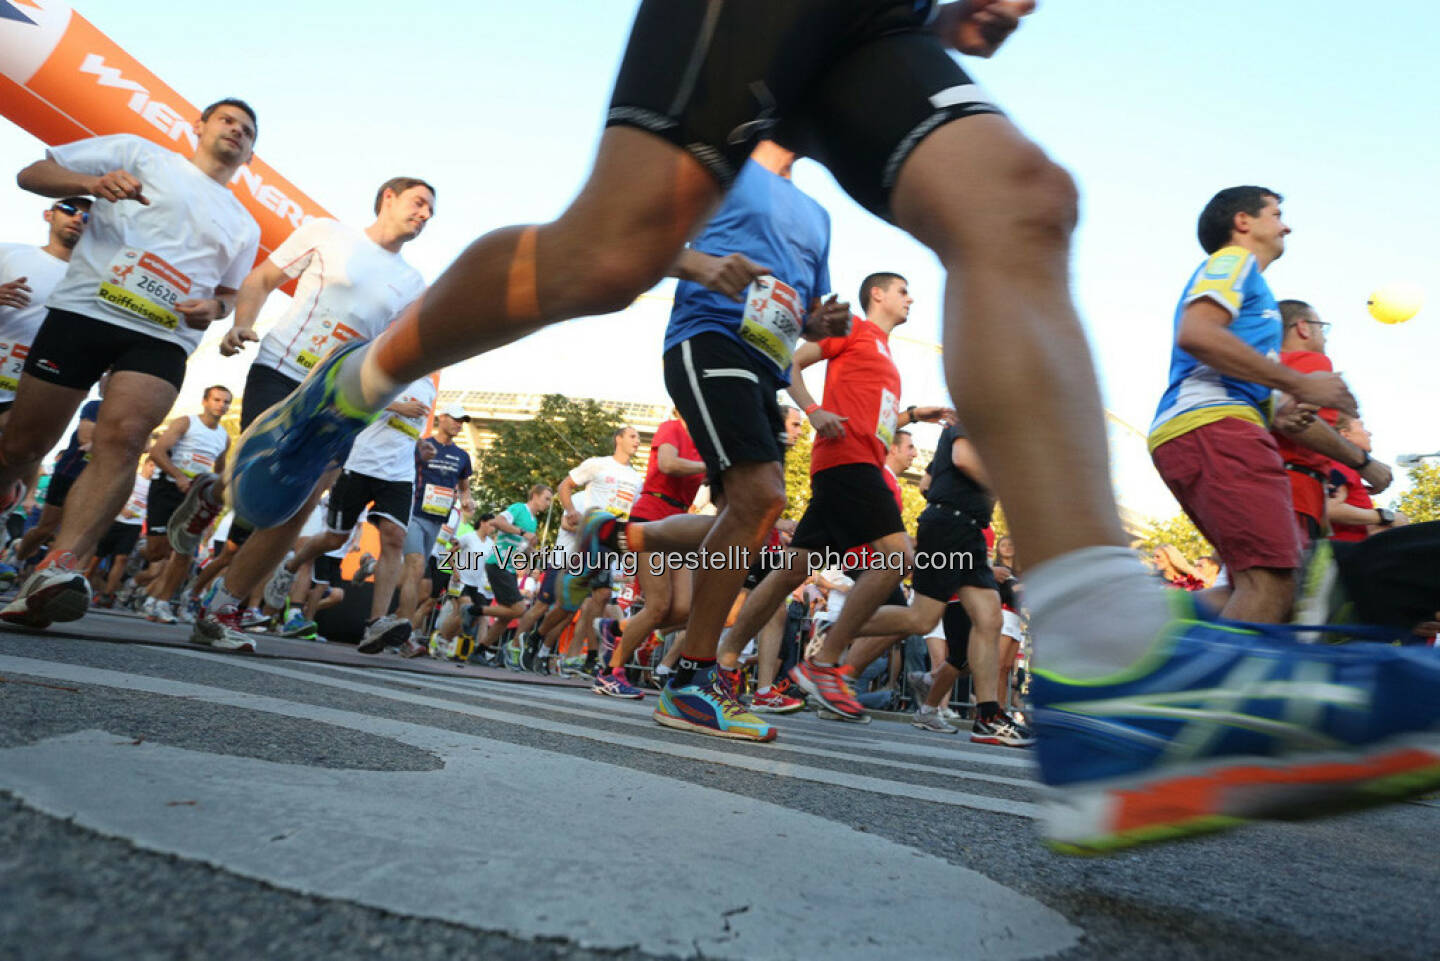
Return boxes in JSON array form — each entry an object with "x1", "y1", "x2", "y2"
[
  {"x1": 521, "y1": 632, "x2": 540, "y2": 672},
  {"x1": 971, "y1": 713, "x2": 1036, "y2": 747}
]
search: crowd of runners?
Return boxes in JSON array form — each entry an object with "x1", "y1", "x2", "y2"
[{"x1": 1, "y1": 1, "x2": 1438, "y2": 856}]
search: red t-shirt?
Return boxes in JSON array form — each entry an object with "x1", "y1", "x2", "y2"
[
  {"x1": 1275, "y1": 350, "x2": 1339, "y2": 522},
  {"x1": 810, "y1": 317, "x2": 902, "y2": 475},
  {"x1": 630, "y1": 419, "x2": 704, "y2": 521},
  {"x1": 1328, "y1": 461, "x2": 1373, "y2": 542}
]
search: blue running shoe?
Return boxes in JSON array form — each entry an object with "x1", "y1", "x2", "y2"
[
  {"x1": 1032, "y1": 597, "x2": 1440, "y2": 856},
  {"x1": 592, "y1": 667, "x2": 645, "y2": 700},
  {"x1": 653, "y1": 679, "x2": 776, "y2": 742},
  {"x1": 226, "y1": 340, "x2": 378, "y2": 529}
]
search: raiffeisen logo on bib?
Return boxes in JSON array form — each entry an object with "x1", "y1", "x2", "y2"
[{"x1": 0, "y1": 0, "x2": 331, "y2": 265}]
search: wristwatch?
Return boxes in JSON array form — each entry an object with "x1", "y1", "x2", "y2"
[{"x1": 1376, "y1": 507, "x2": 1395, "y2": 526}]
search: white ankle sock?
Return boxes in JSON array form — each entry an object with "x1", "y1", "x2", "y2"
[{"x1": 1026, "y1": 546, "x2": 1174, "y2": 679}]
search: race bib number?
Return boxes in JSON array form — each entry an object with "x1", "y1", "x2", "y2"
[
  {"x1": 876, "y1": 388, "x2": 898, "y2": 448},
  {"x1": 296, "y1": 319, "x2": 362, "y2": 371},
  {"x1": 739, "y1": 275, "x2": 803, "y2": 372},
  {"x1": 0, "y1": 341, "x2": 26, "y2": 393},
  {"x1": 177, "y1": 450, "x2": 216, "y2": 478},
  {"x1": 98, "y1": 248, "x2": 190, "y2": 330},
  {"x1": 421, "y1": 483, "x2": 456, "y2": 516},
  {"x1": 607, "y1": 487, "x2": 636, "y2": 520}
]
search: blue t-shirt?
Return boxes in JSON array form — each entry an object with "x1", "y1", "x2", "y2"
[
  {"x1": 413, "y1": 437, "x2": 472, "y2": 519},
  {"x1": 53, "y1": 399, "x2": 102, "y2": 479},
  {"x1": 1148, "y1": 246, "x2": 1280, "y2": 451},
  {"x1": 663, "y1": 159, "x2": 831, "y2": 385}
]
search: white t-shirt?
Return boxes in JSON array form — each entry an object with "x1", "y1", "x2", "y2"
[
  {"x1": 0, "y1": 244, "x2": 69, "y2": 403},
  {"x1": 116, "y1": 473, "x2": 150, "y2": 525},
  {"x1": 342, "y1": 377, "x2": 436, "y2": 483},
  {"x1": 553, "y1": 488, "x2": 588, "y2": 561},
  {"x1": 568, "y1": 455, "x2": 642, "y2": 519},
  {"x1": 253, "y1": 219, "x2": 425, "y2": 381},
  {"x1": 166, "y1": 415, "x2": 229, "y2": 478},
  {"x1": 816, "y1": 568, "x2": 853, "y2": 622},
  {"x1": 454, "y1": 529, "x2": 494, "y2": 591},
  {"x1": 44, "y1": 135, "x2": 259, "y2": 354}
]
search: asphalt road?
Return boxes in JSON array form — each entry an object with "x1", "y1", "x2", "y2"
[{"x1": 1, "y1": 609, "x2": 1436, "y2": 961}]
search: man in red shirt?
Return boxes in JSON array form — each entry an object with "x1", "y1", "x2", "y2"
[
  {"x1": 718, "y1": 272, "x2": 953, "y2": 719},
  {"x1": 1274, "y1": 299, "x2": 1393, "y2": 548}
]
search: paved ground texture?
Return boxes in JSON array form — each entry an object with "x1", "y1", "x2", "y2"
[{"x1": 2, "y1": 609, "x2": 1437, "y2": 961}]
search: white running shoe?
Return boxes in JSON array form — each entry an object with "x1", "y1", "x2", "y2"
[
  {"x1": 166, "y1": 473, "x2": 222, "y2": 556},
  {"x1": 0, "y1": 566, "x2": 91, "y2": 628},
  {"x1": 912, "y1": 708, "x2": 958, "y2": 734},
  {"x1": 190, "y1": 605, "x2": 257, "y2": 653},
  {"x1": 151, "y1": 600, "x2": 177, "y2": 625},
  {"x1": 358, "y1": 614, "x2": 411, "y2": 654}
]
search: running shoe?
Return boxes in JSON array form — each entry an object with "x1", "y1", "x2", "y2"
[
  {"x1": 817, "y1": 708, "x2": 872, "y2": 724},
  {"x1": 166, "y1": 473, "x2": 221, "y2": 556},
  {"x1": 971, "y1": 714, "x2": 1034, "y2": 747},
  {"x1": 93, "y1": 591, "x2": 116, "y2": 609},
  {"x1": 520, "y1": 632, "x2": 540, "y2": 671},
  {"x1": 913, "y1": 708, "x2": 959, "y2": 735},
  {"x1": 653, "y1": 678, "x2": 776, "y2": 742},
  {"x1": 226, "y1": 339, "x2": 377, "y2": 529},
  {"x1": 531, "y1": 652, "x2": 551, "y2": 676},
  {"x1": 504, "y1": 633, "x2": 524, "y2": 671},
  {"x1": 0, "y1": 561, "x2": 20, "y2": 587},
  {"x1": 0, "y1": 565, "x2": 90, "y2": 629},
  {"x1": 279, "y1": 610, "x2": 318, "y2": 638},
  {"x1": 148, "y1": 599, "x2": 177, "y2": 625},
  {"x1": 557, "y1": 655, "x2": 588, "y2": 678},
  {"x1": 789, "y1": 660, "x2": 866, "y2": 720},
  {"x1": 140, "y1": 596, "x2": 157, "y2": 619},
  {"x1": 190, "y1": 604, "x2": 257, "y2": 653},
  {"x1": 573, "y1": 508, "x2": 621, "y2": 580},
  {"x1": 264, "y1": 564, "x2": 298, "y2": 612},
  {"x1": 750, "y1": 687, "x2": 805, "y2": 714},
  {"x1": 358, "y1": 614, "x2": 411, "y2": 654},
  {"x1": 399, "y1": 637, "x2": 428, "y2": 659},
  {"x1": 240, "y1": 606, "x2": 270, "y2": 630},
  {"x1": 593, "y1": 667, "x2": 645, "y2": 699},
  {"x1": 1032, "y1": 600, "x2": 1440, "y2": 855}
]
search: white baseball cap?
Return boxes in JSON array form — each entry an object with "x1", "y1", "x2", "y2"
[{"x1": 440, "y1": 403, "x2": 471, "y2": 422}]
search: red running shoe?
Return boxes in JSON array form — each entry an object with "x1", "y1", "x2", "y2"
[{"x1": 789, "y1": 660, "x2": 865, "y2": 720}]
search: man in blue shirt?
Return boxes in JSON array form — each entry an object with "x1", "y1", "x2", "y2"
[{"x1": 1148, "y1": 185, "x2": 1378, "y2": 623}]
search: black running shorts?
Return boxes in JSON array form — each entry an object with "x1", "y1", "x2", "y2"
[
  {"x1": 44, "y1": 470, "x2": 81, "y2": 510},
  {"x1": 327, "y1": 470, "x2": 413, "y2": 533},
  {"x1": 96, "y1": 520, "x2": 141, "y2": 559},
  {"x1": 790, "y1": 463, "x2": 905, "y2": 558},
  {"x1": 240, "y1": 362, "x2": 302, "y2": 432},
  {"x1": 663, "y1": 333, "x2": 786, "y2": 495},
  {"x1": 911, "y1": 503, "x2": 997, "y2": 603},
  {"x1": 607, "y1": 0, "x2": 1000, "y2": 218},
  {"x1": 145, "y1": 474, "x2": 185, "y2": 535},
  {"x1": 486, "y1": 563, "x2": 523, "y2": 608},
  {"x1": 25, "y1": 308, "x2": 188, "y2": 392},
  {"x1": 312, "y1": 554, "x2": 342, "y2": 586}
]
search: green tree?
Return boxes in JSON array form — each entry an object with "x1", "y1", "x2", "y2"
[
  {"x1": 473, "y1": 394, "x2": 623, "y2": 543},
  {"x1": 1394, "y1": 461, "x2": 1440, "y2": 523},
  {"x1": 1133, "y1": 511, "x2": 1213, "y2": 565}
]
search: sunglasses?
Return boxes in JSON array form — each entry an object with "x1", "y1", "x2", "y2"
[{"x1": 53, "y1": 202, "x2": 90, "y2": 224}]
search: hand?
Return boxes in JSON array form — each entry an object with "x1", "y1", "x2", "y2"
[
  {"x1": 1388, "y1": 509, "x2": 1412, "y2": 528},
  {"x1": 802, "y1": 295, "x2": 852, "y2": 341},
  {"x1": 564, "y1": 509, "x2": 581, "y2": 528},
  {"x1": 0, "y1": 277, "x2": 32, "y2": 309},
  {"x1": 1359, "y1": 458, "x2": 1393, "y2": 495},
  {"x1": 389, "y1": 400, "x2": 428, "y2": 419},
  {"x1": 910, "y1": 405, "x2": 957, "y2": 426},
  {"x1": 219, "y1": 325, "x2": 258, "y2": 356},
  {"x1": 691, "y1": 252, "x2": 773, "y2": 301},
  {"x1": 1412, "y1": 612, "x2": 1440, "y2": 638},
  {"x1": 89, "y1": 169, "x2": 148, "y2": 205},
  {"x1": 1292, "y1": 371, "x2": 1358, "y2": 417},
  {"x1": 1272, "y1": 399, "x2": 1319, "y2": 435},
  {"x1": 523, "y1": 531, "x2": 538, "y2": 545},
  {"x1": 808, "y1": 407, "x2": 848, "y2": 439},
  {"x1": 174, "y1": 475, "x2": 192, "y2": 493},
  {"x1": 174, "y1": 298, "x2": 222, "y2": 331},
  {"x1": 934, "y1": 0, "x2": 1036, "y2": 58}
]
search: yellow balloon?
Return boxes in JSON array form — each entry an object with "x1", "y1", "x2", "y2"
[{"x1": 1368, "y1": 283, "x2": 1424, "y2": 325}]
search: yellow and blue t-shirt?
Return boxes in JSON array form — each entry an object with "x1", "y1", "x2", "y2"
[{"x1": 1148, "y1": 246, "x2": 1280, "y2": 452}]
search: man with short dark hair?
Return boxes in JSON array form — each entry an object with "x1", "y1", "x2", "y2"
[
  {"x1": 171, "y1": 178, "x2": 433, "y2": 649},
  {"x1": 0, "y1": 100, "x2": 261, "y2": 628},
  {"x1": 1148, "y1": 186, "x2": 1371, "y2": 623}
]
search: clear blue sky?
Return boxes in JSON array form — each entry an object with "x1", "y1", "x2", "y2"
[{"x1": 2, "y1": 1, "x2": 1438, "y2": 517}]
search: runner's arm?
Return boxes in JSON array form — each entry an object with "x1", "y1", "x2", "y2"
[
  {"x1": 222, "y1": 261, "x2": 288, "y2": 354},
  {"x1": 951, "y1": 436, "x2": 993, "y2": 489},
  {"x1": 669, "y1": 249, "x2": 773, "y2": 302},
  {"x1": 17, "y1": 158, "x2": 147, "y2": 204},
  {"x1": 147, "y1": 417, "x2": 190, "y2": 487},
  {"x1": 788, "y1": 342, "x2": 846, "y2": 438},
  {"x1": 1277, "y1": 414, "x2": 1393, "y2": 493},
  {"x1": 656, "y1": 444, "x2": 706, "y2": 477}
]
